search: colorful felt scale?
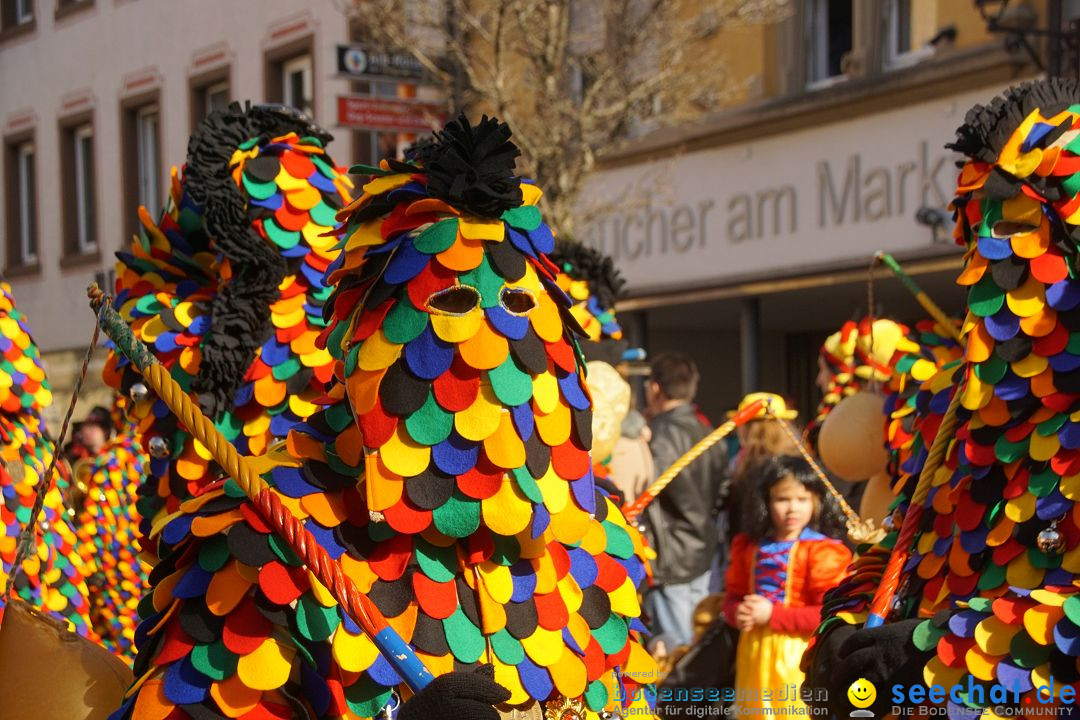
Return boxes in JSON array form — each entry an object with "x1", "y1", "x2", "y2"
[
  {"x1": 73, "y1": 418, "x2": 148, "y2": 660},
  {"x1": 0, "y1": 282, "x2": 94, "y2": 637},
  {"x1": 110, "y1": 116, "x2": 655, "y2": 720},
  {"x1": 882, "y1": 319, "x2": 965, "y2": 472},
  {"x1": 814, "y1": 80, "x2": 1080, "y2": 709}
]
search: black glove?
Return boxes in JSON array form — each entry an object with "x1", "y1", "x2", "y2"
[
  {"x1": 812, "y1": 619, "x2": 930, "y2": 719},
  {"x1": 398, "y1": 665, "x2": 512, "y2": 720}
]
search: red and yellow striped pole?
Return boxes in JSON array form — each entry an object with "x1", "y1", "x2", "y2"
[{"x1": 87, "y1": 284, "x2": 434, "y2": 690}]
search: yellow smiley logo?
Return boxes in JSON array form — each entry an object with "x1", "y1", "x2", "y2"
[{"x1": 847, "y1": 678, "x2": 876, "y2": 709}]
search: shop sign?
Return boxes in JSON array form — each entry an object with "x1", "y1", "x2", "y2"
[
  {"x1": 576, "y1": 86, "x2": 1015, "y2": 294},
  {"x1": 337, "y1": 96, "x2": 446, "y2": 133}
]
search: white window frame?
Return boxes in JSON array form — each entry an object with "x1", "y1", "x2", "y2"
[
  {"x1": 883, "y1": 0, "x2": 933, "y2": 69},
  {"x1": 204, "y1": 80, "x2": 229, "y2": 116},
  {"x1": 14, "y1": 0, "x2": 32, "y2": 25},
  {"x1": 73, "y1": 124, "x2": 96, "y2": 254},
  {"x1": 16, "y1": 141, "x2": 35, "y2": 265},
  {"x1": 135, "y1": 105, "x2": 160, "y2": 219},
  {"x1": 805, "y1": 0, "x2": 852, "y2": 90},
  {"x1": 282, "y1": 54, "x2": 313, "y2": 116}
]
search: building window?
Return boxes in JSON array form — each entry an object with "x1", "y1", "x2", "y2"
[
  {"x1": 15, "y1": 142, "x2": 36, "y2": 264},
  {"x1": 883, "y1": 0, "x2": 935, "y2": 68},
  {"x1": 806, "y1": 0, "x2": 853, "y2": 87},
  {"x1": 266, "y1": 40, "x2": 315, "y2": 118},
  {"x1": 569, "y1": 56, "x2": 598, "y2": 107},
  {"x1": 55, "y1": 0, "x2": 94, "y2": 20},
  {"x1": 73, "y1": 125, "x2": 95, "y2": 253},
  {"x1": 354, "y1": 131, "x2": 402, "y2": 167},
  {"x1": 122, "y1": 99, "x2": 161, "y2": 237},
  {"x1": 282, "y1": 54, "x2": 313, "y2": 115},
  {"x1": 1, "y1": 0, "x2": 34, "y2": 31},
  {"x1": 4, "y1": 136, "x2": 37, "y2": 271},
  {"x1": 204, "y1": 81, "x2": 229, "y2": 115},
  {"x1": 190, "y1": 73, "x2": 230, "y2": 130},
  {"x1": 266, "y1": 38, "x2": 315, "y2": 117},
  {"x1": 352, "y1": 80, "x2": 401, "y2": 167},
  {"x1": 136, "y1": 106, "x2": 161, "y2": 217},
  {"x1": 60, "y1": 120, "x2": 97, "y2": 259}
]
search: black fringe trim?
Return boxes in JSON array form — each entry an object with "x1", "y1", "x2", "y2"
[
  {"x1": 184, "y1": 102, "x2": 333, "y2": 417},
  {"x1": 948, "y1": 78, "x2": 1080, "y2": 161}
]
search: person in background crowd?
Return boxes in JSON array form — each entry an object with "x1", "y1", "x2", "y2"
[
  {"x1": 64, "y1": 405, "x2": 113, "y2": 464},
  {"x1": 724, "y1": 455, "x2": 851, "y2": 715},
  {"x1": 642, "y1": 352, "x2": 729, "y2": 652},
  {"x1": 725, "y1": 393, "x2": 802, "y2": 543},
  {"x1": 585, "y1": 359, "x2": 639, "y2": 505},
  {"x1": 608, "y1": 404, "x2": 654, "y2": 504}
]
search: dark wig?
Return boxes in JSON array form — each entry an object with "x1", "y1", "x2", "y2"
[
  {"x1": 948, "y1": 79, "x2": 1080, "y2": 251},
  {"x1": 737, "y1": 454, "x2": 848, "y2": 542},
  {"x1": 948, "y1": 78, "x2": 1080, "y2": 162},
  {"x1": 548, "y1": 240, "x2": 626, "y2": 313},
  {"x1": 185, "y1": 102, "x2": 333, "y2": 417}
]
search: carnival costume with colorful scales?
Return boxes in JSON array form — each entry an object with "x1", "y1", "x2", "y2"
[
  {"x1": 73, "y1": 411, "x2": 149, "y2": 660},
  {"x1": 809, "y1": 79, "x2": 1080, "y2": 712},
  {"x1": 816, "y1": 317, "x2": 962, "y2": 469},
  {"x1": 814, "y1": 319, "x2": 905, "y2": 425},
  {"x1": 809, "y1": 317, "x2": 961, "y2": 449},
  {"x1": 547, "y1": 241, "x2": 632, "y2": 490},
  {"x1": 881, "y1": 320, "x2": 964, "y2": 472},
  {"x1": 0, "y1": 282, "x2": 94, "y2": 636},
  {"x1": 548, "y1": 242, "x2": 624, "y2": 344},
  {"x1": 109, "y1": 116, "x2": 655, "y2": 720},
  {"x1": 103, "y1": 104, "x2": 351, "y2": 563}
]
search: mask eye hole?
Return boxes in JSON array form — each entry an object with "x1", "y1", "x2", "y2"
[
  {"x1": 992, "y1": 220, "x2": 1039, "y2": 237},
  {"x1": 501, "y1": 288, "x2": 536, "y2": 315},
  {"x1": 426, "y1": 286, "x2": 481, "y2": 315}
]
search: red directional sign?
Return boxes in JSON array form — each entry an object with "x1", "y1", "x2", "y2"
[{"x1": 336, "y1": 96, "x2": 446, "y2": 133}]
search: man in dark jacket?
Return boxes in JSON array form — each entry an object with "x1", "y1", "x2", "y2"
[{"x1": 642, "y1": 353, "x2": 729, "y2": 650}]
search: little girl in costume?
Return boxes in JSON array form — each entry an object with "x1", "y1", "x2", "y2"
[{"x1": 724, "y1": 455, "x2": 851, "y2": 713}]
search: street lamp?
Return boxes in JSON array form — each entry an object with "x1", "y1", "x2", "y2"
[
  {"x1": 975, "y1": 0, "x2": 1080, "y2": 77},
  {"x1": 915, "y1": 206, "x2": 951, "y2": 245}
]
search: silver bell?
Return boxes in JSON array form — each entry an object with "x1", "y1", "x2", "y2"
[
  {"x1": 129, "y1": 382, "x2": 150, "y2": 403},
  {"x1": 1037, "y1": 526, "x2": 1065, "y2": 555},
  {"x1": 147, "y1": 435, "x2": 171, "y2": 458},
  {"x1": 890, "y1": 577, "x2": 910, "y2": 616},
  {"x1": 887, "y1": 508, "x2": 904, "y2": 533}
]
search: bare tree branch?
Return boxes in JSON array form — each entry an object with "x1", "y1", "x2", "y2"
[{"x1": 344, "y1": 0, "x2": 791, "y2": 235}]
